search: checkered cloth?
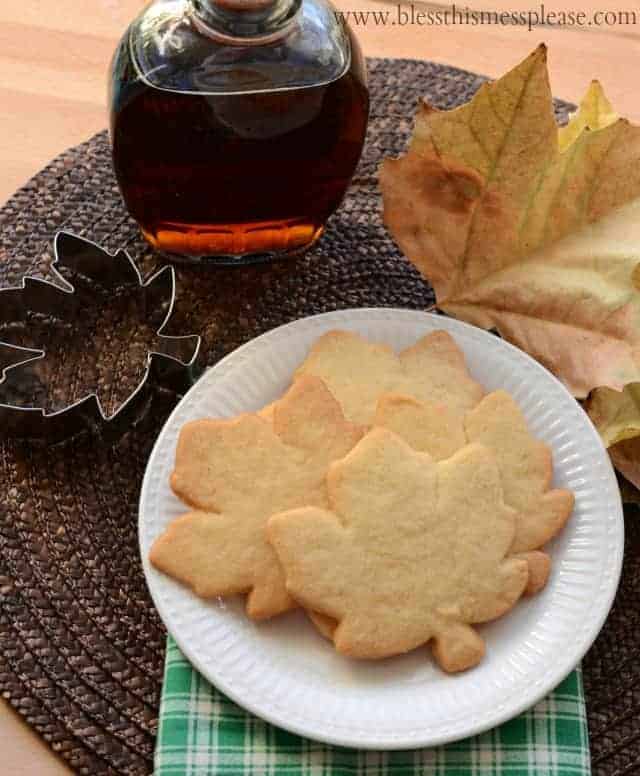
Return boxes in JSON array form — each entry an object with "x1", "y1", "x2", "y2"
[{"x1": 155, "y1": 636, "x2": 591, "y2": 775}]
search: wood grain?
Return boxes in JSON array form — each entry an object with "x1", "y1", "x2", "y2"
[
  {"x1": 1, "y1": 0, "x2": 639, "y2": 771},
  {"x1": 3, "y1": 0, "x2": 640, "y2": 205}
]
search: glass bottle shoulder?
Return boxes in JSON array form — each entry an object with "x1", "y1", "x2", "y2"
[{"x1": 127, "y1": 0, "x2": 351, "y2": 95}]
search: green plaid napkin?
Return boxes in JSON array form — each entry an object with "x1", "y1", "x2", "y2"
[{"x1": 155, "y1": 636, "x2": 591, "y2": 775}]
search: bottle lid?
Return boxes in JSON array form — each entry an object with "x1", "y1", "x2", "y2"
[{"x1": 213, "y1": 0, "x2": 276, "y2": 10}]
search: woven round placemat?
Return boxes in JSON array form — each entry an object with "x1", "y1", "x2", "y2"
[{"x1": 0, "y1": 57, "x2": 637, "y2": 776}]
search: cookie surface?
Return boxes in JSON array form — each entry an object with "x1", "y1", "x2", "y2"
[
  {"x1": 150, "y1": 376, "x2": 362, "y2": 620},
  {"x1": 374, "y1": 393, "x2": 467, "y2": 461},
  {"x1": 465, "y1": 390, "x2": 575, "y2": 553},
  {"x1": 269, "y1": 429, "x2": 528, "y2": 671},
  {"x1": 307, "y1": 394, "x2": 468, "y2": 641},
  {"x1": 292, "y1": 329, "x2": 483, "y2": 426},
  {"x1": 375, "y1": 389, "x2": 574, "y2": 595}
]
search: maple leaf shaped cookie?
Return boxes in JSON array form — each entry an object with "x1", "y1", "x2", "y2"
[
  {"x1": 465, "y1": 391, "x2": 574, "y2": 560},
  {"x1": 149, "y1": 376, "x2": 362, "y2": 620},
  {"x1": 290, "y1": 329, "x2": 483, "y2": 426},
  {"x1": 376, "y1": 390, "x2": 574, "y2": 594},
  {"x1": 374, "y1": 393, "x2": 467, "y2": 462},
  {"x1": 269, "y1": 429, "x2": 528, "y2": 672}
]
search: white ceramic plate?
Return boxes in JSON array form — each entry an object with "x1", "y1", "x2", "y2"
[{"x1": 139, "y1": 308, "x2": 623, "y2": 749}]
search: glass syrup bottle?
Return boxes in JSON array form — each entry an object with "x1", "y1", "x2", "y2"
[{"x1": 109, "y1": 0, "x2": 369, "y2": 264}]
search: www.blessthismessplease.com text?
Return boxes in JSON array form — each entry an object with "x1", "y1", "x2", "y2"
[{"x1": 337, "y1": 4, "x2": 639, "y2": 31}]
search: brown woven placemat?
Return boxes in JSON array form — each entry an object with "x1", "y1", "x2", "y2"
[{"x1": 0, "y1": 57, "x2": 637, "y2": 776}]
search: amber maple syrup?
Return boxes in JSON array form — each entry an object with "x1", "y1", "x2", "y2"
[{"x1": 109, "y1": 13, "x2": 368, "y2": 263}]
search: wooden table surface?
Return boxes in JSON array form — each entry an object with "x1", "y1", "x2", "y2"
[{"x1": 1, "y1": 0, "x2": 638, "y2": 771}]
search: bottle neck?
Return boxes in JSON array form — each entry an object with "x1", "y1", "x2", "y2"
[{"x1": 191, "y1": 0, "x2": 302, "y2": 45}]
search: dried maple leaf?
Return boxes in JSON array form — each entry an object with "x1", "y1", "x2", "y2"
[
  {"x1": 269, "y1": 429, "x2": 528, "y2": 672},
  {"x1": 587, "y1": 384, "x2": 640, "y2": 447},
  {"x1": 614, "y1": 457, "x2": 640, "y2": 501},
  {"x1": 584, "y1": 381, "x2": 640, "y2": 488},
  {"x1": 149, "y1": 376, "x2": 362, "y2": 620},
  {"x1": 608, "y1": 438, "x2": 640, "y2": 492},
  {"x1": 380, "y1": 45, "x2": 640, "y2": 398},
  {"x1": 584, "y1": 371, "x2": 640, "y2": 487}
]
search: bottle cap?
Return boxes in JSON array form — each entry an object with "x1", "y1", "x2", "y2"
[
  {"x1": 213, "y1": 0, "x2": 276, "y2": 10},
  {"x1": 192, "y1": 0, "x2": 301, "y2": 44}
]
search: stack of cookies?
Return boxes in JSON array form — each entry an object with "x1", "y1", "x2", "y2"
[{"x1": 150, "y1": 330, "x2": 574, "y2": 673}]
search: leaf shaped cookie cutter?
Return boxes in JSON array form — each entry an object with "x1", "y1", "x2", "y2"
[{"x1": 0, "y1": 232, "x2": 201, "y2": 442}]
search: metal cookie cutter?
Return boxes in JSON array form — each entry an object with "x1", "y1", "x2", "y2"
[{"x1": 0, "y1": 232, "x2": 201, "y2": 442}]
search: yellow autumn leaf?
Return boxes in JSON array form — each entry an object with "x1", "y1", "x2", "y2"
[
  {"x1": 558, "y1": 80, "x2": 617, "y2": 151},
  {"x1": 380, "y1": 45, "x2": 640, "y2": 398},
  {"x1": 587, "y1": 384, "x2": 640, "y2": 447}
]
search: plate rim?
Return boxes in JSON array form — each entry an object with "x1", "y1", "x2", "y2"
[{"x1": 139, "y1": 308, "x2": 624, "y2": 749}]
